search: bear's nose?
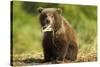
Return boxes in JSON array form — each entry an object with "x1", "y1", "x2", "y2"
[{"x1": 46, "y1": 19, "x2": 50, "y2": 24}]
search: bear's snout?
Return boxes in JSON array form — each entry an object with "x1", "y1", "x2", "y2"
[{"x1": 46, "y1": 19, "x2": 50, "y2": 24}]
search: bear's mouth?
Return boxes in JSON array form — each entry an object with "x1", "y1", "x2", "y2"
[{"x1": 42, "y1": 25, "x2": 53, "y2": 32}]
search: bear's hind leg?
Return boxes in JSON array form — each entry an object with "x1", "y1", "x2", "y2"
[
  {"x1": 54, "y1": 46, "x2": 67, "y2": 64},
  {"x1": 65, "y1": 43, "x2": 78, "y2": 61}
]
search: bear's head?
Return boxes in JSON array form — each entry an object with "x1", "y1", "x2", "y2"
[{"x1": 37, "y1": 7, "x2": 62, "y2": 32}]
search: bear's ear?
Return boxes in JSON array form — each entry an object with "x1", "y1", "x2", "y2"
[
  {"x1": 37, "y1": 7, "x2": 43, "y2": 13},
  {"x1": 56, "y1": 8, "x2": 62, "y2": 14}
]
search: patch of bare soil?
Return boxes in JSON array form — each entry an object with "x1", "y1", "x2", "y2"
[{"x1": 12, "y1": 53, "x2": 97, "y2": 66}]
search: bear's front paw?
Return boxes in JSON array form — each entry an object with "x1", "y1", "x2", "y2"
[
  {"x1": 56, "y1": 60, "x2": 64, "y2": 64},
  {"x1": 52, "y1": 60, "x2": 64, "y2": 64}
]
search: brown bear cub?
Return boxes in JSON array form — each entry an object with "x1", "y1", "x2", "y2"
[{"x1": 38, "y1": 7, "x2": 78, "y2": 63}]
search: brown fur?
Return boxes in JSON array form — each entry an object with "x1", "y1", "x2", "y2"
[{"x1": 38, "y1": 8, "x2": 78, "y2": 63}]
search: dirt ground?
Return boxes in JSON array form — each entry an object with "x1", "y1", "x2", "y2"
[{"x1": 12, "y1": 52, "x2": 97, "y2": 66}]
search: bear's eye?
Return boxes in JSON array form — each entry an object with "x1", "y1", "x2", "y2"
[
  {"x1": 42, "y1": 14, "x2": 46, "y2": 17},
  {"x1": 41, "y1": 13, "x2": 47, "y2": 19}
]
